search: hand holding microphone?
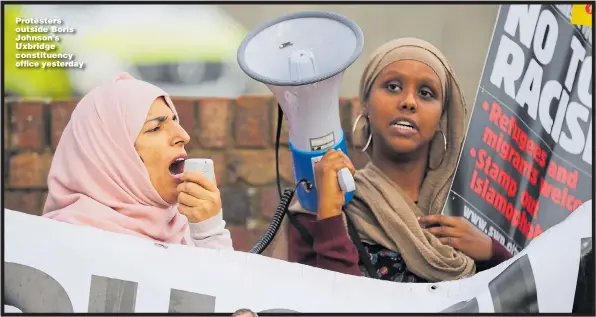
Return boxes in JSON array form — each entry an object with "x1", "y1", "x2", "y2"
[
  {"x1": 315, "y1": 149, "x2": 356, "y2": 220},
  {"x1": 177, "y1": 159, "x2": 222, "y2": 223}
]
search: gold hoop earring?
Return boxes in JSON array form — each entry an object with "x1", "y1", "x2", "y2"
[
  {"x1": 429, "y1": 130, "x2": 447, "y2": 170},
  {"x1": 351, "y1": 113, "x2": 372, "y2": 153}
]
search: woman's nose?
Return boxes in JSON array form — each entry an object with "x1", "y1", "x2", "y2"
[
  {"x1": 400, "y1": 93, "x2": 417, "y2": 113},
  {"x1": 172, "y1": 123, "x2": 190, "y2": 146}
]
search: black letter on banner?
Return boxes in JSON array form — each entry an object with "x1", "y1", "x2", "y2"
[
  {"x1": 440, "y1": 298, "x2": 480, "y2": 313},
  {"x1": 572, "y1": 237, "x2": 594, "y2": 314},
  {"x1": 488, "y1": 254, "x2": 538, "y2": 313},
  {"x1": 168, "y1": 289, "x2": 216, "y2": 313},
  {"x1": 3, "y1": 262, "x2": 74, "y2": 312},
  {"x1": 88, "y1": 275, "x2": 138, "y2": 312},
  {"x1": 260, "y1": 308, "x2": 301, "y2": 313}
]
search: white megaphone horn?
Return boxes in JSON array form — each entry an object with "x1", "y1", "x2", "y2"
[{"x1": 237, "y1": 11, "x2": 363, "y2": 214}]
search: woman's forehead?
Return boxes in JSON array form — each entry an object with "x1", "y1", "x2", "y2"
[{"x1": 379, "y1": 60, "x2": 440, "y2": 82}]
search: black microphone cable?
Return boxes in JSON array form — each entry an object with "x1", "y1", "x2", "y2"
[{"x1": 249, "y1": 104, "x2": 312, "y2": 254}]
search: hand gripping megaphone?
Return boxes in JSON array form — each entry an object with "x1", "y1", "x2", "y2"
[{"x1": 237, "y1": 11, "x2": 364, "y2": 254}]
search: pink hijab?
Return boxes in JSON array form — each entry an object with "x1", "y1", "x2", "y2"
[{"x1": 43, "y1": 73, "x2": 192, "y2": 245}]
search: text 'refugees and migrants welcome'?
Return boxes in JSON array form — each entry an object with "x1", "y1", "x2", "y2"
[{"x1": 445, "y1": 4, "x2": 593, "y2": 256}]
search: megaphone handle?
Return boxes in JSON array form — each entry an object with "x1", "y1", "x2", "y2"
[{"x1": 337, "y1": 167, "x2": 356, "y2": 193}]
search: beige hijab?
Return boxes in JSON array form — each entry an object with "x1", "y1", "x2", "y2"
[{"x1": 271, "y1": 37, "x2": 474, "y2": 282}]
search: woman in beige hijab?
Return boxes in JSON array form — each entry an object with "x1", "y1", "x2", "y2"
[{"x1": 274, "y1": 38, "x2": 511, "y2": 283}]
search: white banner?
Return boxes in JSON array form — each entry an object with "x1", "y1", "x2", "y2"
[{"x1": 3, "y1": 201, "x2": 591, "y2": 313}]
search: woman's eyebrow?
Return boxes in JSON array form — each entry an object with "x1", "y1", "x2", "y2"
[
  {"x1": 420, "y1": 77, "x2": 441, "y2": 90},
  {"x1": 144, "y1": 116, "x2": 168, "y2": 124},
  {"x1": 380, "y1": 70, "x2": 437, "y2": 83}
]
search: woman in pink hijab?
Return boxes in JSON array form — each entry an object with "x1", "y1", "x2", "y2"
[{"x1": 43, "y1": 73, "x2": 233, "y2": 249}]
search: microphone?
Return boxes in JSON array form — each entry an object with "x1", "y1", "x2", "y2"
[
  {"x1": 183, "y1": 158, "x2": 215, "y2": 183},
  {"x1": 183, "y1": 158, "x2": 222, "y2": 215}
]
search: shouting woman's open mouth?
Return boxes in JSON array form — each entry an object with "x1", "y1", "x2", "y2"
[{"x1": 168, "y1": 154, "x2": 187, "y2": 181}]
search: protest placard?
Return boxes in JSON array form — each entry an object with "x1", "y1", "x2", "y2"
[{"x1": 444, "y1": 4, "x2": 593, "y2": 256}]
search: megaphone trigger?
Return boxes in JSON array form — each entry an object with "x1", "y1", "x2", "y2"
[{"x1": 338, "y1": 167, "x2": 356, "y2": 193}]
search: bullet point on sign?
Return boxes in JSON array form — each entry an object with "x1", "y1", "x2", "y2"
[
  {"x1": 483, "y1": 101, "x2": 490, "y2": 111},
  {"x1": 470, "y1": 148, "x2": 476, "y2": 157}
]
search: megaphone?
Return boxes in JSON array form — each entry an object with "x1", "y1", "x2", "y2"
[{"x1": 237, "y1": 11, "x2": 364, "y2": 219}]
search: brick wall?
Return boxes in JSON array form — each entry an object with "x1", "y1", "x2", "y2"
[{"x1": 3, "y1": 96, "x2": 371, "y2": 253}]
